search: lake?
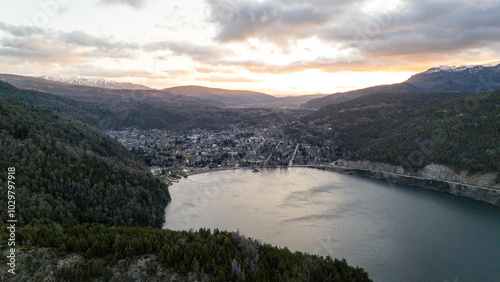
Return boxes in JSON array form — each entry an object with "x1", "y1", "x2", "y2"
[{"x1": 163, "y1": 167, "x2": 500, "y2": 281}]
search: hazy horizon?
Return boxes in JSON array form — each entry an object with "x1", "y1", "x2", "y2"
[{"x1": 2, "y1": 71, "x2": 408, "y2": 96}]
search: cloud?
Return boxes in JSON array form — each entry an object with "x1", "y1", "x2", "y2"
[
  {"x1": 2, "y1": 0, "x2": 500, "y2": 85},
  {"x1": 62, "y1": 31, "x2": 138, "y2": 50},
  {"x1": 145, "y1": 41, "x2": 234, "y2": 63},
  {"x1": 0, "y1": 22, "x2": 45, "y2": 37},
  {"x1": 195, "y1": 67, "x2": 237, "y2": 74},
  {"x1": 206, "y1": 0, "x2": 332, "y2": 47},
  {"x1": 0, "y1": 23, "x2": 231, "y2": 69},
  {"x1": 0, "y1": 25, "x2": 140, "y2": 63},
  {"x1": 98, "y1": 0, "x2": 147, "y2": 9},
  {"x1": 205, "y1": 0, "x2": 500, "y2": 71},
  {"x1": 166, "y1": 69, "x2": 196, "y2": 77},
  {"x1": 344, "y1": 1, "x2": 500, "y2": 58},
  {"x1": 0, "y1": 35, "x2": 90, "y2": 64},
  {"x1": 211, "y1": 59, "x2": 275, "y2": 73},
  {"x1": 0, "y1": 47, "x2": 41, "y2": 58},
  {"x1": 197, "y1": 75, "x2": 261, "y2": 83}
]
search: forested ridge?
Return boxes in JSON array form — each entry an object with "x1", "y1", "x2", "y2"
[
  {"x1": 0, "y1": 97, "x2": 370, "y2": 280},
  {"x1": 0, "y1": 81, "x2": 295, "y2": 131},
  {"x1": 353, "y1": 91, "x2": 499, "y2": 174},
  {"x1": 1, "y1": 226, "x2": 370, "y2": 281},
  {"x1": 0, "y1": 81, "x2": 117, "y2": 129},
  {"x1": 287, "y1": 90, "x2": 500, "y2": 176}
]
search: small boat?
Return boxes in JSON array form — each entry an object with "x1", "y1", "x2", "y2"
[{"x1": 251, "y1": 167, "x2": 260, "y2": 173}]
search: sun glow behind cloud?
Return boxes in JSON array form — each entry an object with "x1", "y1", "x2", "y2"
[
  {"x1": 0, "y1": 0, "x2": 499, "y2": 94},
  {"x1": 240, "y1": 70, "x2": 416, "y2": 95}
]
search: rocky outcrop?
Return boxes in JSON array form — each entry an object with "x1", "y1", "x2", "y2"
[
  {"x1": 330, "y1": 160, "x2": 500, "y2": 207},
  {"x1": 0, "y1": 248, "x2": 179, "y2": 282},
  {"x1": 419, "y1": 164, "x2": 499, "y2": 188}
]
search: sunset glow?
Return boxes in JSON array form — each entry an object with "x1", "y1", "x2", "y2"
[{"x1": 1, "y1": 0, "x2": 499, "y2": 94}]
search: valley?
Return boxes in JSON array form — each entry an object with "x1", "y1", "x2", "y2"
[{"x1": 2, "y1": 1, "x2": 500, "y2": 280}]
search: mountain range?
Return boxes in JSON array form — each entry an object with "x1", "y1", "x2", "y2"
[
  {"x1": 0, "y1": 80, "x2": 302, "y2": 130},
  {"x1": 40, "y1": 74, "x2": 153, "y2": 90},
  {"x1": 2, "y1": 63, "x2": 499, "y2": 111},
  {"x1": 39, "y1": 74, "x2": 324, "y2": 106},
  {"x1": 303, "y1": 63, "x2": 500, "y2": 108},
  {"x1": 1, "y1": 63, "x2": 498, "y2": 280},
  {"x1": 0, "y1": 73, "x2": 325, "y2": 108}
]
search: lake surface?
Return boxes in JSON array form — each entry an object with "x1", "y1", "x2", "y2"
[{"x1": 163, "y1": 167, "x2": 500, "y2": 281}]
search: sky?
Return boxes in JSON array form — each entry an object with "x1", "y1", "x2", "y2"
[{"x1": 0, "y1": 0, "x2": 499, "y2": 95}]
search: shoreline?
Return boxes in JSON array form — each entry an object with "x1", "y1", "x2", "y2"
[
  {"x1": 184, "y1": 166, "x2": 294, "y2": 177},
  {"x1": 307, "y1": 164, "x2": 500, "y2": 207},
  {"x1": 176, "y1": 164, "x2": 500, "y2": 207},
  {"x1": 184, "y1": 166, "x2": 240, "y2": 177}
]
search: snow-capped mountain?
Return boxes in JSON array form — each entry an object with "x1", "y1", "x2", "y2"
[
  {"x1": 40, "y1": 74, "x2": 153, "y2": 90},
  {"x1": 303, "y1": 62, "x2": 500, "y2": 108},
  {"x1": 406, "y1": 63, "x2": 500, "y2": 93},
  {"x1": 422, "y1": 63, "x2": 500, "y2": 74}
]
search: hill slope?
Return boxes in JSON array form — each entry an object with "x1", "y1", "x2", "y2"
[
  {"x1": 0, "y1": 98, "x2": 171, "y2": 228},
  {"x1": 0, "y1": 73, "x2": 203, "y2": 105},
  {"x1": 303, "y1": 83, "x2": 420, "y2": 108},
  {"x1": 303, "y1": 63, "x2": 500, "y2": 109},
  {"x1": 0, "y1": 81, "x2": 295, "y2": 130},
  {"x1": 1, "y1": 73, "x2": 320, "y2": 109},
  {"x1": 0, "y1": 81, "x2": 120, "y2": 129},
  {"x1": 288, "y1": 90, "x2": 500, "y2": 176},
  {"x1": 162, "y1": 85, "x2": 278, "y2": 107},
  {"x1": 1, "y1": 227, "x2": 370, "y2": 281}
]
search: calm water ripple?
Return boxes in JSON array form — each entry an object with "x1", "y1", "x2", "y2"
[{"x1": 163, "y1": 167, "x2": 500, "y2": 282}]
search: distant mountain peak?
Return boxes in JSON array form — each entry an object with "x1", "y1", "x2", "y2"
[
  {"x1": 422, "y1": 63, "x2": 500, "y2": 74},
  {"x1": 406, "y1": 63, "x2": 500, "y2": 93},
  {"x1": 302, "y1": 62, "x2": 500, "y2": 109},
  {"x1": 40, "y1": 74, "x2": 153, "y2": 90}
]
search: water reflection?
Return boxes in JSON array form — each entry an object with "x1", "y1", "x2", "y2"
[{"x1": 164, "y1": 168, "x2": 500, "y2": 282}]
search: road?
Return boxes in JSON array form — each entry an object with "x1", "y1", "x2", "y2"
[
  {"x1": 288, "y1": 144, "x2": 300, "y2": 167},
  {"x1": 301, "y1": 164, "x2": 499, "y2": 192},
  {"x1": 263, "y1": 141, "x2": 282, "y2": 167}
]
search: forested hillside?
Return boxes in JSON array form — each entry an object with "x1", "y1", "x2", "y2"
[
  {"x1": 0, "y1": 98, "x2": 170, "y2": 228},
  {"x1": 1, "y1": 226, "x2": 370, "y2": 281},
  {"x1": 0, "y1": 81, "x2": 296, "y2": 130},
  {"x1": 0, "y1": 81, "x2": 118, "y2": 129},
  {"x1": 303, "y1": 63, "x2": 500, "y2": 109},
  {"x1": 287, "y1": 91, "x2": 500, "y2": 175}
]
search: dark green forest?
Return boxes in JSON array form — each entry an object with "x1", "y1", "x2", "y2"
[
  {"x1": 0, "y1": 98, "x2": 170, "y2": 228},
  {"x1": 0, "y1": 81, "x2": 295, "y2": 131},
  {"x1": 286, "y1": 91, "x2": 500, "y2": 175},
  {"x1": 0, "y1": 81, "x2": 119, "y2": 129},
  {"x1": 1, "y1": 226, "x2": 370, "y2": 281},
  {"x1": 0, "y1": 96, "x2": 369, "y2": 281}
]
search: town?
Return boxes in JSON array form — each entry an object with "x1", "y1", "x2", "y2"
[{"x1": 107, "y1": 126, "x2": 333, "y2": 183}]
